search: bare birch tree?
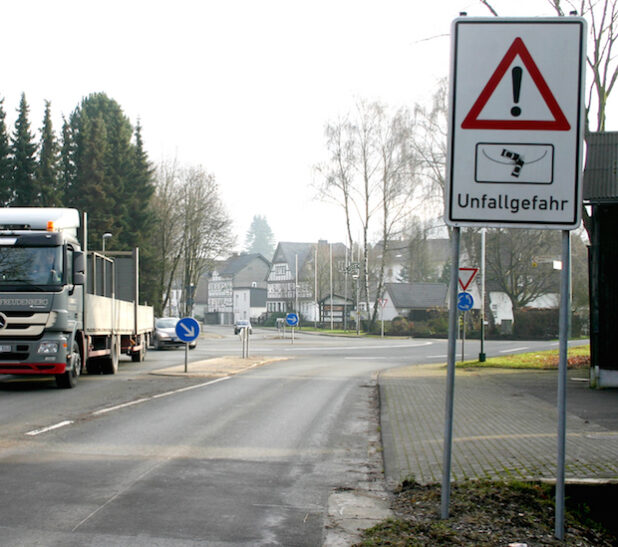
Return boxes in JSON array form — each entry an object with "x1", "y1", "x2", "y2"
[
  {"x1": 411, "y1": 78, "x2": 449, "y2": 220},
  {"x1": 317, "y1": 101, "x2": 419, "y2": 329},
  {"x1": 151, "y1": 160, "x2": 184, "y2": 316},
  {"x1": 151, "y1": 162, "x2": 234, "y2": 317},
  {"x1": 315, "y1": 118, "x2": 356, "y2": 252},
  {"x1": 179, "y1": 166, "x2": 234, "y2": 317},
  {"x1": 370, "y1": 106, "x2": 419, "y2": 326}
]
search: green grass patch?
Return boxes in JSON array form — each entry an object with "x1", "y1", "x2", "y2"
[{"x1": 456, "y1": 344, "x2": 590, "y2": 370}]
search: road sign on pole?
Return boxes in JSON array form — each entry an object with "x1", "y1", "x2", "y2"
[
  {"x1": 458, "y1": 267, "x2": 479, "y2": 291},
  {"x1": 176, "y1": 317, "x2": 200, "y2": 373},
  {"x1": 457, "y1": 292, "x2": 474, "y2": 312},
  {"x1": 446, "y1": 17, "x2": 586, "y2": 229},
  {"x1": 285, "y1": 313, "x2": 299, "y2": 327},
  {"x1": 443, "y1": 17, "x2": 587, "y2": 540},
  {"x1": 176, "y1": 317, "x2": 200, "y2": 343}
]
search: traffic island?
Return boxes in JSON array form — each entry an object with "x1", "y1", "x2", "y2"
[{"x1": 150, "y1": 356, "x2": 289, "y2": 378}]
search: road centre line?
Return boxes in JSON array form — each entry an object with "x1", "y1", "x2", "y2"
[
  {"x1": 26, "y1": 420, "x2": 74, "y2": 436},
  {"x1": 93, "y1": 376, "x2": 231, "y2": 415},
  {"x1": 25, "y1": 377, "x2": 231, "y2": 436}
]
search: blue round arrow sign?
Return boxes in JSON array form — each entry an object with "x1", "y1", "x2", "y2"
[
  {"x1": 286, "y1": 313, "x2": 299, "y2": 326},
  {"x1": 175, "y1": 317, "x2": 200, "y2": 342},
  {"x1": 457, "y1": 292, "x2": 474, "y2": 312}
]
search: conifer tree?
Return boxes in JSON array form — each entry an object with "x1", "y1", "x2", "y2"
[
  {"x1": 0, "y1": 98, "x2": 12, "y2": 206},
  {"x1": 244, "y1": 215, "x2": 276, "y2": 259},
  {"x1": 122, "y1": 121, "x2": 155, "y2": 247},
  {"x1": 36, "y1": 100, "x2": 62, "y2": 206},
  {"x1": 68, "y1": 93, "x2": 134, "y2": 248},
  {"x1": 11, "y1": 93, "x2": 38, "y2": 205},
  {"x1": 72, "y1": 110, "x2": 116, "y2": 244},
  {"x1": 127, "y1": 120, "x2": 157, "y2": 305},
  {"x1": 66, "y1": 93, "x2": 156, "y2": 277},
  {"x1": 59, "y1": 116, "x2": 75, "y2": 201}
]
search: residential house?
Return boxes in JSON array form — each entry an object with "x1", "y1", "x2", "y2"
[
  {"x1": 233, "y1": 287, "x2": 267, "y2": 323},
  {"x1": 208, "y1": 253, "x2": 271, "y2": 324},
  {"x1": 267, "y1": 241, "x2": 348, "y2": 322},
  {"x1": 381, "y1": 282, "x2": 448, "y2": 321}
]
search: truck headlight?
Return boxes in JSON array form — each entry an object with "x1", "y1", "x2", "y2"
[{"x1": 38, "y1": 342, "x2": 59, "y2": 354}]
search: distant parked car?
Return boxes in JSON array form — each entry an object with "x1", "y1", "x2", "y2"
[
  {"x1": 153, "y1": 317, "x2": 197, "y2": 350},
  {"x1": 234, "y1": 319, "x2": 252, "y2": 335}
]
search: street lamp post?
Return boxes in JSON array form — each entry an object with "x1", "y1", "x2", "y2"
[{"x1": 102, "y1": 232, "x2": 112, "y2": 254}]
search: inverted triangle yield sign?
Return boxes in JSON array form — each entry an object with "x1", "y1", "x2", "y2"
[
  {"x1": 461, "y1": 37, "x2": 570, "y2": 131},
  {"x1": 458, "y1": 267, "x2": 479, "y2": 291}
]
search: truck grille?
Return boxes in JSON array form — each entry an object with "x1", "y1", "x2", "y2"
[{"x1": 0, "y1": 311, "x2": 48, "y2": 338}]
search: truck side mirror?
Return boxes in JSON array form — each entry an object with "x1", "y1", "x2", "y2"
[{"x1": 73, "y1": 251, "x2": 85, "y2": 285}]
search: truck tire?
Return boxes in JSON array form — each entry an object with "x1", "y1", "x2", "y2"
[
  {"x1": 101, "y1": 338, "x2": 119, "y2": 374},
  {"x1": 131, "y1": 336, "x2": 147, "y2": 362},
  {"x1": 56, "y1": 342, "x2": 81, "y2": 389}
]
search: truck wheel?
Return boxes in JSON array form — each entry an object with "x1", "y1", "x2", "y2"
[
  {"x1": 131, "y1": 349, "x2": 141, "y2": 362},
  {"x1": 131, "y1": 337, "x2": 147, "y2": 362},
  {"x1": 56, "y1": 342, "x2": 81, "y2": 389},
  {"x1": 101, "y1": 338, "x2": 119, "y2": 374}
]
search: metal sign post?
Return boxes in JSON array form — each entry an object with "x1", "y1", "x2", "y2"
[
  {"x1": 441, "y1": 228, "x2": 460, "y2": 519},
  {"x1": 240, "y1": 327, "x2": 249, "y2": 358},
  {"x1": 555, "y1": 230, "x2": 570, "y2": 538}
]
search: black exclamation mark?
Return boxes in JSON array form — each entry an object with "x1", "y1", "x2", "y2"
[{"x1": 511, "y1": 66, "x2": 522, "y2": 117}]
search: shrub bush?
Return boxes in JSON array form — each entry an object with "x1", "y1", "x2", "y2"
[
  {"x1": 389, "y1": 316, "x2": 412, "y2": 336},
  {"x1": 513, "y1": 309, "x2": 559, "y2": 339},
  {"x1": 262, "y1": 312, "x2": 287, "y2": 327}
]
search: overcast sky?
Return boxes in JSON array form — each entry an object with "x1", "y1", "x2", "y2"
[{"x1": 2, "y1": 0, "x2": 607, "y2": 249}]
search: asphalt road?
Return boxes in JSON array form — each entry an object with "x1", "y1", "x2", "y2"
[{"x1": 0, "y1": 327, "x2": 580, "y2": 545}]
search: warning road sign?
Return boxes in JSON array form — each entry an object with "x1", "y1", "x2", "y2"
[
  {"x1": 461, "y1": 37, "x2": 570, "y2": 131},
  {"x1": 446, "y1": 17, "x2": 586, "y2": 230}
]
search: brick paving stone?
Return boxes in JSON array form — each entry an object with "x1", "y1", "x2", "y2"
[{"x1": 380, "y1": 364, "x2": 618, "y2": 486}]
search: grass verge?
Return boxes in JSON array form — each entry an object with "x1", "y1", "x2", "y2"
[{"x1": 456, "y1": 344, "x2": 590, "y2": 370}]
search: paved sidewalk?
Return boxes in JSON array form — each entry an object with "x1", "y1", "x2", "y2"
[{"x1": 380, "y1": 364, "x2": 618, "y2": 487}]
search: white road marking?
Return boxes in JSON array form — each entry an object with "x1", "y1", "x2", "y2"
[
  {"x1": 25, "y1": 420, "x2": 74, "y2": 436},
  {"x1": 25, "y1": 377, "x2": 231, "y2": 435},
  {"x1": 499, "y1": 347, "x2": 529, "y2": 353},
  {"x1": 93, "y1": 376, "x2": 231, "y2": 415}
]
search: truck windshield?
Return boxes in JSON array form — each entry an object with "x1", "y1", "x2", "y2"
[{"x1": 0, "y1": 246, "x2": 63, "y2": 288}]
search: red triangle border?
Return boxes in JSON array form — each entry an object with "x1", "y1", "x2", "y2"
[{"x1": 461, "y1": 37, "x2": 570, "y2": 131}]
